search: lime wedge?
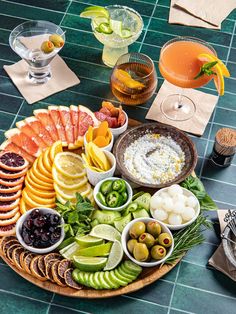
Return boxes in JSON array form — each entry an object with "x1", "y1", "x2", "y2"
[
  {"x1": 104, "y1": 240, "x2": 123, "y2": 271},
  {"x1": 98, "y1": 22, "x2": 113, "y2": 34},
  {"x1": 73, "y1": 256, "x2": 107, "y2": 272},
  {"x1": 90, "y1": 224, "x2": 121, "y2": 242},
  {"x1": 80, "y1": 6, "x2": 109, "y2": 19},
  {"x1": 60, "y1": 242, "x2": 81, "y2": 260},
  {"x1": 76, "y1": 242, "x2": 112, "y2": 257},
  {"x1": 75, "y1": 235, "x2": 104, "y2": 248}
]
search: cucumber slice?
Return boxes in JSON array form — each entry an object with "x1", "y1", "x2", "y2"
[
  {"x1": 77, "y1": 271, "x2": 86, "y2": 286},
  {"x1": 109, "y1": 270, "x2": 127, "y2": 287},
  {"x1": 117, "y1": 266, "x2": 135, "y2": 281},
  {"x1": 120, "y1": 263, "x2": 136, "y2": 277},
  {"x1": 72, "y1": 269, "x2": 80, "y2": 283},
  {"x1": 83, "y1": 272, "x2": 92, "y2": 287},
  {"x1": 132, "y1": 208, "x2": 150, "y2": 219},
  {"x1": 89, "y1": 273, "x2": 98, "y2": 289},
  {"x1": 114, "y1": 268, "x2": 132, "y2": 284},
  {"x1": 94, "y1": 271, "x2": 102, "y2": 290},
  {"x1": 99, "y1": 272, "x2": 111, "y2": 289},
  {"x1": 123, "y1": 261, "x2": 142, "y2": 275},
  {"x1": 92, "y1": 209, "x2": 121, "y2": 225},
  {"x1": 104, "y1": 271, "x2": 119, "y2": 289},
  {"x1": 114, "y1": 213, "x2": 132, "y2": 232},
  {"x1": 133, "y1": 193, "x2": 151, "y2": 211}
]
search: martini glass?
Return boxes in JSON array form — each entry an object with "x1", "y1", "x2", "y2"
[
  {"x1": 92, "y1": 5, "x2": 143, "y2": 68},
  {"x1": 9, "y1": 20, "x2": 65, "y2": 84},
  {"x1": 159, "y1": 37, "x2": 216, "y2": 121}
]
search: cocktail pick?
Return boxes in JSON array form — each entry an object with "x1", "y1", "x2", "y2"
[
  {"x1": 221, "y1": 233, "x2": 236, "y2": 245},
  {"x1": 224, "y1": 210, "x2": 236, "y2": 238}
]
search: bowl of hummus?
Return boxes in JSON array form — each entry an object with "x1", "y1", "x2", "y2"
[{"x1": 113, "y1": 122, "x2": 197, "y2": 189}]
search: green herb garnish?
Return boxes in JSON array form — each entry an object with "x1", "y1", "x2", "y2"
[
  {"x1": 181, "y1": 175, "x2": 218, "y2": 211},
  {"x1": 166, "y1": 214, "x2": 212, "y2": 264},
  {"x1": 194, "y1": 61, "x2": 218, "y2": 79},
  {"x1": 56, "y1": 193, "x2": 95, "y2": 238}
]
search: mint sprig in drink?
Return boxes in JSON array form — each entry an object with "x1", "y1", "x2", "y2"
[{"x1": 80, "y1": 5, "x2": 143, "y2": 67}]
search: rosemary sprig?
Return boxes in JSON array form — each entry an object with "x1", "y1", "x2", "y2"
[
  {"x1": 166, "y1": 214, "x2": 212, "y2": 264},
  {"x1": 194, "y1": 61, "x2": 218, "y2": 79}
]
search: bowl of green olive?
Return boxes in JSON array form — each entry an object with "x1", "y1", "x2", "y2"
[{"x1": 121, "y1": 217, "x2": 174, "y2": 267}]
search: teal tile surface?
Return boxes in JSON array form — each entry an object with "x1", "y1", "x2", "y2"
[{"x1": 0, "y1": 0, "x2": 236, "y2": 313}]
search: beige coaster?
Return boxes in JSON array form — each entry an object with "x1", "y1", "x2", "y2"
[
  {"x1": 145, "y1": 80, "x2": 218, "y2": 136},
  {"x1": 4, "y1": 34, "x2": 80, "y2": 104},
  {"x1": 208, "y1": 210, "x2": 236, "y2": 282},
  {"x1": 169, "y1": 0, "x2": 220, "y2": 29},
  {"x1": 176, "y1": 0, "x2": 236, "y2": 26}
]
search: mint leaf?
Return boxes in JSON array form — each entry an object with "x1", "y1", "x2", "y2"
[{"x1": 194, "y1": 61, "x2": 218, "y2": 79}]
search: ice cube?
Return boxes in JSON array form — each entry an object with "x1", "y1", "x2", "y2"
[{"x1": 110, "y1": 8, "x2": 137, "y2": 32}]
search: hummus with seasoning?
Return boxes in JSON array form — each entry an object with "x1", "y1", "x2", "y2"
[{"x1": 124, "y1": 133, "x2": 185, "y2": 184}]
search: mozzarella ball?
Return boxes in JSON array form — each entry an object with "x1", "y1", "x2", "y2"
[
  {"x1": 153, "y1": 209, "x2": 168, "y2": 221},
  {"x1": 168, "y1": 213, "x2": 182, "y2": 225},
  {"x1": 150, "y1": 195, "x2": 163, "y2": 210},
  {"x1": 168, "y1": 184, "x2": 183, "y2": 197},
  {"x1": 162, "y1": 197, "x2": 174, "y2": 212},
  {"x1": 172, "y1": 201, "x2": 185, "y2": 214},
  {"x1": 182, "y1": 207, "x2": 196, "y2": 221},
  {"x1": 186, "y1": 196, "x2": 198, "y2": 208},
  {"x1": 174, "y1": 194, "x2": 186, "y2": 203}
]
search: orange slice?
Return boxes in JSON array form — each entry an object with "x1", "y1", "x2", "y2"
[
  {"x1": 25, "y1": 172, "x2": 52, "y2": 191},
  {"x1": 43, "y1": 147, "x2": 53, "y2": 172},
  {"x1": 20, "y1": 198, "x2": 30, "y2": 214},
  {"x1": 37, "y1": 154, "x2": 53, "y2": 179},
  {"x1": 26, "y1": 189, "x2": 55, "y2": 205},
  {"x1": 28, "y1": 169, "x2": 53, "y2": 189},
  {"x1": 25, "y1": 183, "x2": 55, "y2": 199},
  {"x1": 198, "y1": 53, "x2": 230, "y2": 77},
  {"x1": 49, "y1": 141, "x2": 63, "y2": 162},
  {"x1": 114, "y1": 69, "x2": 145, "y2": 90},
  {"x1": 22, "y1": 189, "x2": 55, "y2": 209},
  {"x1": 86, "y1": 126, "x2": 93, "y2": 143},
  {"x1": 32, "y1": 158, "x2": 54, "y2": 184}
]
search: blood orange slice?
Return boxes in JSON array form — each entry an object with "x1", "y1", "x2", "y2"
[
  {"x1": 0, "y1": 167, "x2": 27, "y2": 179},
  {"x1": 34, "y1": 109, "x2": 59, "y2": 142},
  {"x1": 0, "y1": 183, "x2": 22, "y2": 194},
  {"x1": 0, "y1": 211, "x2": 20, "y2": 226},
  {"x1": 24, "y1": 117, "x2": 54, "y2": 147},
  {"x1": 0, "y1": 151, "x2": 28, "y2": 171},
  {"x1": 0, "y1": 206, "x2": 19, "y2": 219},
  {"x1": 70, "y1": 105, "x2": 79, "y2": 140},
  {"x1": 0, "y1": 140, "x2": 36, "y2": 164},
  {"x1": 59, "y1": 106, "x2": 74, "y2": 144},
  {"x1": 0, "y1": 199, "x2": 20, "y2": 212},
  {"x1": 0, "y1": 190, "x2": 21, "y2": 202},
  {"x1": 16, "y1": 120, "x2": 48, "y2": 149},
  {"x1": 5, "y1": 129, "x2": 41, "y2": 158},
  {"x1": 48, "y1": 105, "x2": 67, "y2": 146},
  {"x1": 0, "y1": 223, "x2": 16, "y2": 236},
  {"x1": 0, "y1": 176, "x2": 24, "y2": 187}
]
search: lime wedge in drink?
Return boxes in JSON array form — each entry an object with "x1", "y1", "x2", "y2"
[
  {"x1": 76, "y1": 242, "x2": 112, "y2": 257},
  {"x1": 90, "y1": 224, "x2": 121, "y2": 242},
  {"x1": 104, "y1": 240, "x2": 124, "y2": 271},
  {"x1": 110, "y1": 19, "x2": 132, "y2": 38},
  {"x1": 80, "y1": 6, "x2": 109, "y2": 19},
  {"x1": 75, "y1": 235, "x2": 104, "y2": 248},
  {"x1": 73, "y1": 256, "x2": 107, "y2": 272}
]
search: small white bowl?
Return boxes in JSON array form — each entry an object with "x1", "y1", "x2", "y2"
[
  {"x1": 84, "y1": 128, "x2": 114, "y2": 152},
  {"x1": 150, "y1": 186, "x2": 200, "y2": 231},
  {"x1": 121, "y1": 217, "x2": 174, "y2": 268},
  {"x1": 93, "y1": 177, "x2": 133, "y2": 211},
  {"x1": 85, "y1": 151, "x2": 116, "y2": 186},
  {"x1": 110, "y1": 111, "x2": 128, "y2": 140},
  {"x1": 16, "y1": 208, "x2": 65, "y2": 254}
]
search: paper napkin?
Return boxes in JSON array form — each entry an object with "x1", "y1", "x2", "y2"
[{"x1": 145, "y1": 81, "x2": 218, "y2": 136}]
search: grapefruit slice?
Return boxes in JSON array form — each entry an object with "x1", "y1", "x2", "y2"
[
  {"x1": 0, "y1": 167, "x2": 28, "y2": 179},
  {"x1": 0, "y1": 206, "x2": 19, "y2": 219},
  {"x1": 16, "y1": 120, "x2": 48, "y2": 149},
  {"x1": 0, "y1": 223, "x2": 16, "y2": 237},
  {"x1": 59, "y1": 106, "x2": 74, "y2": 144},
  {"x1": 0, "y1": 199, "x2": 20, "y2": 212},
  {"x1": 48, "y1": 105, "x2": 67, "y2": 146},
  {"x1": 70, "y1": 105, "x2": 79, "y2": 140},
  {"x1": 0, "y1": 211, "x2": 20, "y2": 226},
  {"x1": 79, "y1": 105, "x2": 99, "y2": 127},
  {"x1": 0, "y1": 151, "x2": 28, "y2": 172},
  {"x1": 0, "y1": 140, "x2": 36, "y2": 164},
  {"x1": 24, "y1": 117, "x2": 54, "y2": 147},
  {"x1": 33, "y1": 109, "x2": 59, "y2": 142},
  {"x1": 0, "y1": 183, "x2": 22, "y2": 194},
  {"x1": 77, "y1": 105, "x2": 100, "y2": 140},
  {"x1": 4, "y1": 129, "x2": 41, "y2": 158}
]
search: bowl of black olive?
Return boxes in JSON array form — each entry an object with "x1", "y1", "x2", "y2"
[{"x1": 16, "y1": 208, "x2": 65, "y2": 254}]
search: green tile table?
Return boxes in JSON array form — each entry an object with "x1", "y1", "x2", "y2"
[{"x1": 0, "y1": 0, "x2": 235, "y2": 313}]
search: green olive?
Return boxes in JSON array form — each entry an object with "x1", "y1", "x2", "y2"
[
  {"x1": 138, "y1": 232, "x2": 155, "y2": 248},
  {"x1": 151, "y1": 245, "x2": 166, "y2": 260},
  {"x1": 127, "y1": 239, "x2": 138, "y2": 254},
  {"x1": 147, "y1": 221, "x2": 162, "y2": 238},
  {"x1": 133, "y1": 242, "x2": 149, "y2": 262},
  {"x1": 49, "y1": 34, "x2": 64, "y2": 48},
  {"x1": 41, "y1": 40, "x2": 54, "y2": 53},
  {"x1": 129, "y1": 221, "x2": 146, "y2": 239},
  {"x1": 158, "y1": 232, "x2": 172, "y2": 248}
]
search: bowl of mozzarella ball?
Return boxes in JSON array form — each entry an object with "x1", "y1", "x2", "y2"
[{"x1": 150, "y1": 184, "x2": 200, "y2": 230}]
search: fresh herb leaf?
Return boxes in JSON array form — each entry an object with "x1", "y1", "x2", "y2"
[
  {"x1": 200, "y1": 194, "x2": 218, "y2": 211},
  {"x1": 68, "y1": 211, "x2": 79, "y2": 224},
  {"x1": 76, "y1": 192, "x2": 84, "y2": 204},
  {"x1": 194, "y1": 61, "x2": 218, "y2": 79}
]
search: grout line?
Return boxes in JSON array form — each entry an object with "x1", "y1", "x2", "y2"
[
  {"x1": 170, "y1": 307, "x2": 195, "y2": 314},
  {"x1": 1, "y1": 0, "x2": 65, "y2": 14},
  {"x1": 46, "y1": 293, "x2": 55, "y2": 314},
  {"x1": 201, "y1": 176, "x2": 236, "y2": 187},
  {"x1": 0, "y1": 288, "x2": 50, "y2": 305},
  {"x1": 59, "y1": 0, "x2": 72, "y2": 27},
  {"x1": 167, "y1": 262, "x2": 181, "y2": 314},
  {"x1": 122, "y1": 294, "x2": 168, "y2": 309},
  {"x1": 50, "y1": 303, "x2": 91, "y2": 314},
  {"x1": 9, "y1": 100, "x2": 25, "y2": 129},
  {"x1": 212, "y1": 199, "x2": 236, "y2": 207}
]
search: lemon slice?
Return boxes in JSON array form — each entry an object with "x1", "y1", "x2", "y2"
[
  {"x1": 54, "y1": 152, "x2": 86, "y2": 179},
  {"x1": 52, "y1": 167, "x2": 87, "y2": 190},
  {"x1": 54, "y1": 182, "x2": 91, "y2": 201},
  {"x1": 198, "y1": 53, "x2": 230, "y2": 77}
]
